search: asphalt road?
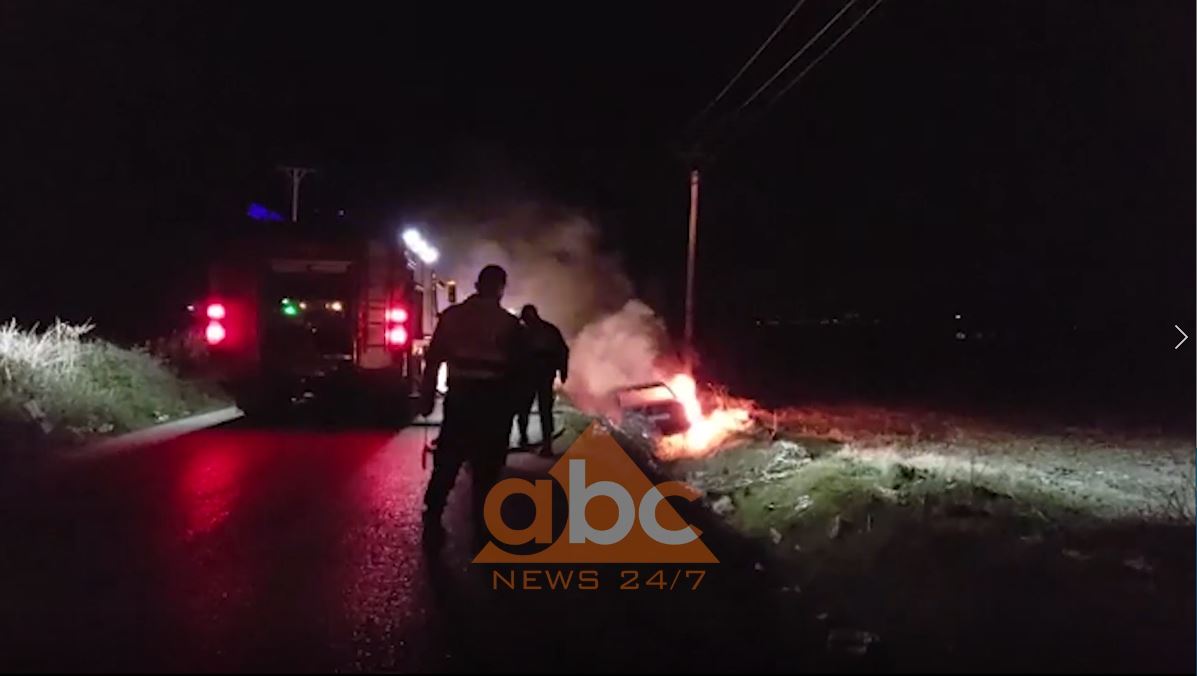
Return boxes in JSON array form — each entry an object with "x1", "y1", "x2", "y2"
[{"x1": 0, "y1": 413, "x2": 812, "y2": 673}]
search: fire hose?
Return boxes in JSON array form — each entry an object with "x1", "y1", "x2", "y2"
[{"x1": 407, "y1": 413, "x2": 565, "y2": 470}]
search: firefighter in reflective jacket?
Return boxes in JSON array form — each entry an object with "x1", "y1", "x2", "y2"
[{"x1": 419, "y1": 264, "x2": 523, "y2": 549}]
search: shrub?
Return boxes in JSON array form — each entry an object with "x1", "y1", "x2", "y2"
[{"x1": 0, "y1": 320, "x2": 223, "y2": 443}]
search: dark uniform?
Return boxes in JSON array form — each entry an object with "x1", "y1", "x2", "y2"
[
  {"x1": 516, "y1": 310, "x2": 569, "y2": 455},
  {"x1": 420, "y1": 291, "x2": 523, "y2": 544}
]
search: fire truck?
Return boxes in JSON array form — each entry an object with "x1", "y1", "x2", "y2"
[{"x1": 197, "y1": 225, "x2": 454, "y2": 421}]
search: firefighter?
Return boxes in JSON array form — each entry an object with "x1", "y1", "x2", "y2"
[
  {"x1": 418, "y1": 264, "x2": 523, "y2": 550},
  {"x1": 515, "y1": 304, "x2": 569, "y2": 457}
]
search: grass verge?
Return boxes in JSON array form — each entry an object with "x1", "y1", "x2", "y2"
[
  {"x1": 659, "y1": 417, "x2": 1195, "y2": 671},
  {"x1": 0, "y1": 320, "x2": 226, "y2": 448}
]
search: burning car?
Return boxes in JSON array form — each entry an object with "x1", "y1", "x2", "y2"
[
  {"x1": 610, "y1": 374, "x2": 755, "y2": 459},
  {"x1": 613, "y1": 382, "x2": 692, "y2": 436}
]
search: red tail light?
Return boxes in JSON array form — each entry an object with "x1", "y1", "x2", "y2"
[
  {"x1": 205, "y1": 321, "x2": 227, "y2": 345},
  {"x1": 385, "y1": 305, "x2": 409, "y2": 349},
  {"x1": 386, "y1": 326, "x2": 408, "y2": 346},
  {"x1": 206, "y1": 302, "x2": 226, "y2": 320}
]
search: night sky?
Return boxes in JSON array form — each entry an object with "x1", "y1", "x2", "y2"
[{"x1": 2, "y1": 1, "x2": 1193, "y2": 342}]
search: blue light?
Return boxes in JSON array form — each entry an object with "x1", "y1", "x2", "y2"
[{"x1": 248, "y1": 203, "x2": 284, "y2": 222}]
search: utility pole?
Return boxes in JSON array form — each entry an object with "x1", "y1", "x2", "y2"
[
  {"x1": 279, "y1": 166, "x2": 315, "y2": 223},
  {"x1": 684, "y1": 168, "x2": 700, "y2": 371}
]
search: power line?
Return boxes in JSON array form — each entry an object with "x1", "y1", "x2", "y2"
[
  {"x1": 708, "y1": 0, "x2": 885, "y2": 161},
  {"x1": 688, "y1": 0, "x2": 808, "y2": 131},
  {"x1": 730, "y1": 0, "x2": 859, "y2": 119},
  {"x1": 767, "y1": 0, "x2": 885, "y2": 106}
]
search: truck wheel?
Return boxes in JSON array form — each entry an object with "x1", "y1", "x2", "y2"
[
  {"x1": 356, "y1": 390, "x2": 409, "y2": 428},
  {"x1": 234, "y1": 379, "x2": 289, "y2": 421}
]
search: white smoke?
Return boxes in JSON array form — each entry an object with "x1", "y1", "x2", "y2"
[
  {"x1": 435, "y1": 204, "x2": 633, "y2": 337},
  {"x1": 425, "y1": 203, "x2": 676, "y2": 412},
  {"x1": 563, "y1": 299, "x2": 668, "y2": 413}
]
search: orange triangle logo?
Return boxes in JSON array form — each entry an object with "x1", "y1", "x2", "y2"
[{"x1": 473, "y1": 422, "x2": 718, "y2": 564}]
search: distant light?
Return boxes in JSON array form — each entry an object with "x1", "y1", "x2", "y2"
[
  {"x1": 281, "y1": 299, "x2": 299, "y2": 317},
  {"x1": 298, "y1": 301, "x2": 308, "y2": 310},
  {"x1": 954, "y1": 314, "x2": 962, "y2": 320},
  {"x1": 186, "y1": 304, "x2": 196, "y2": 313},
  {"x1": 205, "y1": 321, "x2": 227, "y2": 345},
  {"x1": 206, "y1": 302, "x2": 226, "y2": 320},
  {"x1": 328, "y1": 300, "x2": 344, "y2": 312}
]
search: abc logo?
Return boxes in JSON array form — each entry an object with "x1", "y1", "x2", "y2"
[
  {"x1": 484, "y1": 459, "x2": 700, "y2": 546},
  {"x1": 474, "y1": 424, "x2": 718, "y2": 564}
]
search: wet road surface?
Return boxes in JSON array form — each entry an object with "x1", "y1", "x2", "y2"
[{"x1": 0, "y1": 416, "x2": 811, "y2": 672}]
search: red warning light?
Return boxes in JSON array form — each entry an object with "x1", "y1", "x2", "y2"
[
  {"x1": 386, "y1": 326, "x2": 408, "y2": 346},
  {"x1": 206, "y1": 302, "x2": 227, "y2": 320},
  {"x1": 205, "y1": 321, "x2": 227, "y2": 345},
  {"x1": 386, "y1": 307, "x2": 408, "y2": 323}
]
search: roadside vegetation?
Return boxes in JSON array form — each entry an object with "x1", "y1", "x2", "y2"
[
  {"x1": 657, "y1": 407, "x2": 1195, "y2": 672},
  {"x1": 482, "y1": 389, "x2": 1194, "y2": 669},
  {"x1": 0, "y1": 320, "x2": 226, "y2": 448}
]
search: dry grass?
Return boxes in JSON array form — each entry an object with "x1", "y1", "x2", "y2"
[
  {"x1": 643, "y1": 401, "x2": 1195, "y2": 672},
  {"x1": 660, "y1": 402, "x2": 1195, "y2": 529},
  {"x1": 0, "y1": 320, "x2": 224, "y2": 444}
]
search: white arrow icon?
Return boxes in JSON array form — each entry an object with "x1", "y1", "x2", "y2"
[{"x1": 1175, "y1": 325, "x2": 1188, "y2": 350}]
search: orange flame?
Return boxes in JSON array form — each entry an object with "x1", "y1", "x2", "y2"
[{"x1": 659, "y1": 373, "x2": 752, "y2": 459}]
